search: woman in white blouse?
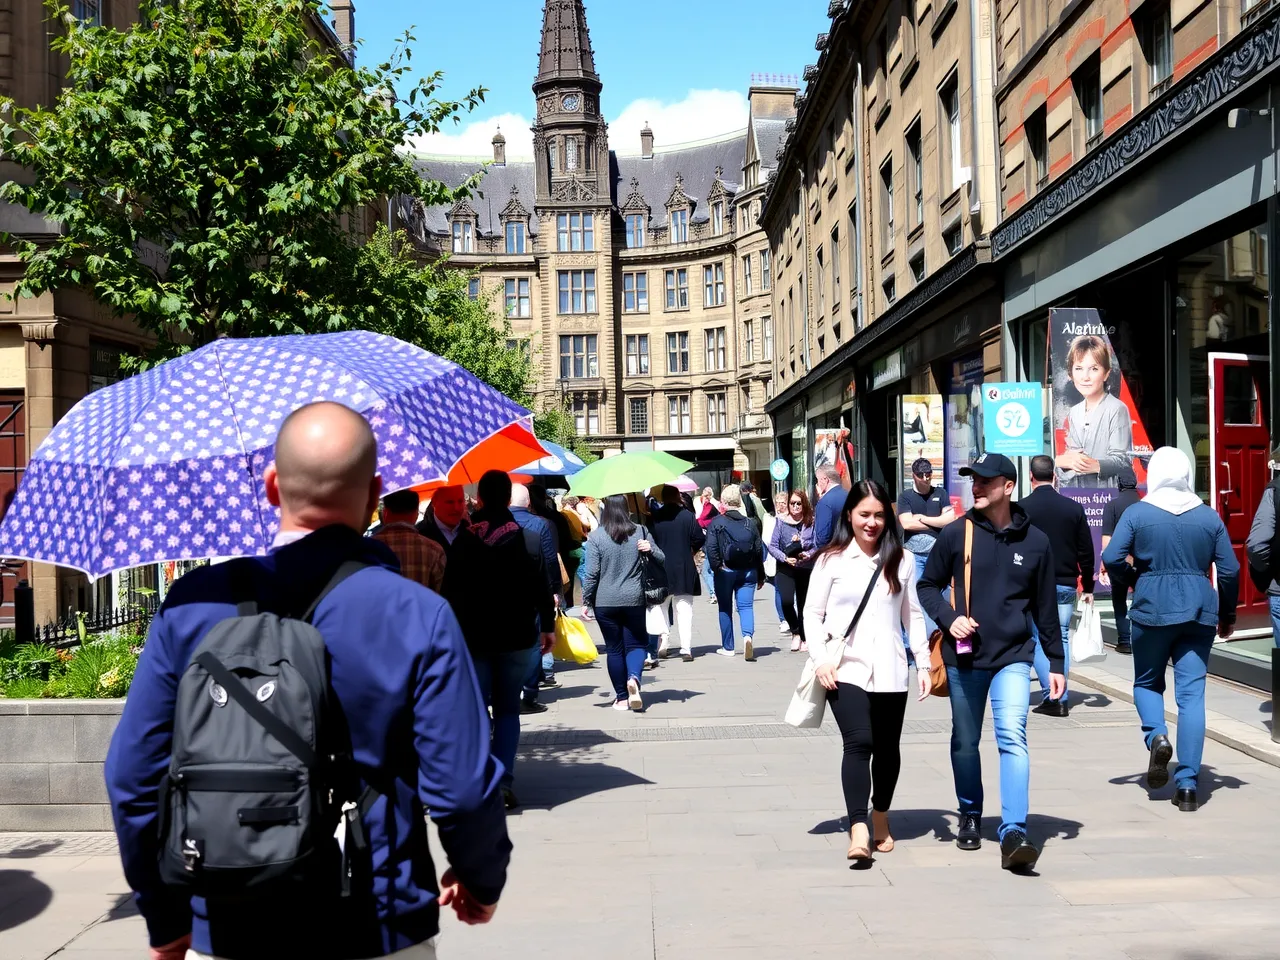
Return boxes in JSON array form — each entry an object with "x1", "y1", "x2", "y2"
[{"x1": 804, "y1": 479, "x2": 932, "y2": 862}]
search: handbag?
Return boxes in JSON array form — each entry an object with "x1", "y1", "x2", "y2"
[
  {"x1": 925, "y1": 519, "x2": 973, "y2": 699},
  {"x1": 784, "y1": 559, "x2": 884, "y2": 729},
  {"x1": 639, "y1": 527, "x2": 668, "y2": 605}
]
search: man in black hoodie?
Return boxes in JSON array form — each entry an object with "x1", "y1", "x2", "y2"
[
  {"x1": 1020, "y1": 454, "x2": 1094, "y2": 717},
  {"x1": 918, "y1": 453, "x2": 1064, "y2": 873}
]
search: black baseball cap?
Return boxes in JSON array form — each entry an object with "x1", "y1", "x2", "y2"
[
  {"x1": 911, "y1": 457, "x2": 933, "y2": 477},
  {"x1": 959, "y1": 452, "x2": 1018, "y2": 482}
]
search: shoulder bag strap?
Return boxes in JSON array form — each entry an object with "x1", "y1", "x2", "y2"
[
  {"x1": 842, "y1": 559, "x2": 885, "y2": 640},
  {"x1": 962, "y1": 519, "x2": 974, "y2": 618}
]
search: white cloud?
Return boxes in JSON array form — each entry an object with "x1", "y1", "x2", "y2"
[{"x1": 406, "y1": 89, "x2": 750, "y2": 158}]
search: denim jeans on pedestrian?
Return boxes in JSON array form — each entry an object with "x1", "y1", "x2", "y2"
[
  {"x1": 713, "y1": 567, "x2": 757, "y2": 651},
  {"x1": 1130, "y1": 620, "x2": 1215, "y2": 791},
  {"x1": 701, "y1": 552, "x2": 718, "y2": 598},
  {"x1": 1112, "y1": 582, "x2": 1132, "y2": 646},
  {"x1": 946, "y1": 661, "x2": 1032, "y2": 842},
  {"x1": 595, "y1": 605, "x2": 648, "y2": 701},
  {"x1": 1269, "y1": 595, "x2": 1280, "y2": 647},
  {"x1": 1032, "y1": 585, "x2": 1074, "y2": 702},
  {"x1": 521, "y1": 640, "x2": 554, "y2": 702},
  {"x1": 473, "y1": 645, "x2": 539, "y2": 787}
]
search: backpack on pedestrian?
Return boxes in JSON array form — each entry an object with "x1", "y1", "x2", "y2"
[
  {"x1": 717, "y1": 515, "x2": 760, "y2": 572},
  {"x1": 159, "y1": 560, "x2": 373, "y2": 899}
]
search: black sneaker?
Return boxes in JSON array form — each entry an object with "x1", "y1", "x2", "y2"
[
  {"x1": 501, "y1": 786, "x2": 519, "y2": 811},
  {"x1": 1147, "y1": 734, "x2": 1173, "y2": 789},
  {"x1": 520, "y1": 699, "x2": 548, "y2": 715},
  {"x1": 1031, "y1": 698, "x2": 1069, "y2": 718},
  {"x1": 1000, "y1": 829, "x2": 1040, "y2": 871},
  {"x1": 1115, "y1": 640, "x2": 1132, "y2": 655},
  {"x1": 956, "y1": 813, "x2": 982, "y2": 851},
  {"x1": 539, "y1": 675, "x2": 560, "y2": 689}
]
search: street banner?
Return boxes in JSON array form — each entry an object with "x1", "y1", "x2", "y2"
[
  {"x1": 944, "y1": 355, "x2": 985, "y2": 512},
  {"x1": 982, "y1": 382, "x2": 1043, "y2": 457}
]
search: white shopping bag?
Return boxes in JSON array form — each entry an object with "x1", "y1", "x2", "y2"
[{"x1": 1070, "y1": 599, "x2": 1106, "y2": 663}]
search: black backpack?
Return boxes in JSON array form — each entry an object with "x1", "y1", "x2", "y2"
[
  {"x1": 717, "y1": 516, "x2": 760, "y2": 571},
  {"x1": 159, "y1": 560, "x2": 373, "y2": 898}
]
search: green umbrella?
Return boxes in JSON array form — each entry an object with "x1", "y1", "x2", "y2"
[{"x1": 567, "y1": 450, "x2": 694, "y2": 499}]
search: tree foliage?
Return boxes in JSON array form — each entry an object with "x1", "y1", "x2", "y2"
[{"x1": 0, "y1": 0, "x2": 483, "y2": 362}]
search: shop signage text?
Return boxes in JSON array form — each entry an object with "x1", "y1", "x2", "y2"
[{"x1": 981, "y1": 382, "x2": 1044, "y2": 457}]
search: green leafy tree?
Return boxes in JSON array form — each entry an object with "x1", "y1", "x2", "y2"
[
  {"x1": 356, "y1": 226, "x2": 587, "y2": 457},
  {"x1": 0, "y1": 0, "x2": 483, "y2": 363}
]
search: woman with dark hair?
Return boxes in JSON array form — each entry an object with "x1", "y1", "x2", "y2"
[
  {"x1": 582, "y1": 495, "x2": 666, "y2": 711},
  {"x1": 804, "y1": 480, "x2": 931, "y2": 861},
  {"x1": 768, "y1": 489, "x2": 817, "y2": 652}
]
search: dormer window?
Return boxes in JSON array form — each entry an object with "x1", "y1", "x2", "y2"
[
  {"x1": 670, "y1": 208, "x2": 688, "y2": 243},
  {"x1": 712, "y1": 202, "x2": 724, "y2": 236},
  {"x1": 506, "y1": 221, "x2": 526, "y2": 254},
  {"x1": 452, "y1": 221, "x2": 474, "y2": 254},
  {"x1": 626, "y1": 215, "x2": 646, "y2": 249}
]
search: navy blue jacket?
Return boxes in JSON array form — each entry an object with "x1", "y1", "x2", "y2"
[
  {"x1": 104, "y1": 526, "x2": 510, "y2": 958},
  {"x1": 1102, "y1": 502, "x2": 1239, "y2": 628},
  {"x1": 813, "y1": 486, "x2": 847, "y2": 549},
  {"x1": 513, "y1": 505, "x2": 559, "y2": 604}
]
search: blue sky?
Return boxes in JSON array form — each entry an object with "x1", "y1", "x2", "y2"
[{"x1": 355, "y1": 1, "x2": 831, "y2": 157}]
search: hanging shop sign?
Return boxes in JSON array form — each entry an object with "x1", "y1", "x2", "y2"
[{"x1": 982, "y1": 382, "x2": 1044, "y2": 458}]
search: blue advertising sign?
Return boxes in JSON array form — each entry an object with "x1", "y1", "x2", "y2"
[
  {"x1": 769, "y1": 458, "x2": 791, "y2": 482},
  {"x1": 981, "y1": 383, "x2": 1043, "y2": 457}
]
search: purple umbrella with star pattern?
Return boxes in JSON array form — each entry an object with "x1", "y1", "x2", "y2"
[{"x1": 0, "y1": 331, "x2": 534, "y2": 579}]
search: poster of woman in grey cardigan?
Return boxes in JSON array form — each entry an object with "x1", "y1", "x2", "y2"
[{"x1": 1050, "y1": 310, "x2": 1140, "y2": 489}]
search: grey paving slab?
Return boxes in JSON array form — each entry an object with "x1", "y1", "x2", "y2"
[{"x1": 6, "y1": 589, "x2": 1280, "y2": 959}]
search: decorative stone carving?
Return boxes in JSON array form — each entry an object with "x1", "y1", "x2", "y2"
[
  {"x1": 447, "y1": 197, "x2": 476, "y2": 221},
  {"x1": 993, "y1": 6, "x2": 1280, "y2": 258},
  {"x1": 665, "y1": 173, "x2": 692, "y2": 210},
  {"x1": 553, "y1": 253, "x2": 598, "y2": 268},
  {"x1": 621, "y1": 177, "x2": 649, "y2": 214},
  {"x1": 500, "y1": 184, "x2": 529, "y2": 222},
  {"x1": 803, "y1": 64, "x2": 819, "y2": 82},
  {"x1": 19, "y1": 321, "x2": 62, "y2": 343},
  {"x1": 551, "y1": 177, "x2": 597, "y2": 202},
  {"x1": 827, "y1": 0, "x2": 843, "y2": 18},
  {"x1": 815, "y1": 33, "x2": 829, "y2": 52}
]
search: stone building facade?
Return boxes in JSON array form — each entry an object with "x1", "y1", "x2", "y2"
[{"x1": 404, "y1": 0, "x2": 796, "y2": 486}]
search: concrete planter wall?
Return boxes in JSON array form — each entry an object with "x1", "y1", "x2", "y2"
[{"x1": 0, "y1": 700, "x2": 122, "y2": 831}]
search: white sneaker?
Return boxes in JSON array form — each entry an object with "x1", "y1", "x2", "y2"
[
  {"x1": 613, "y1": 699, "x2": 630, "y2": 711},
  {"x1": 779, "y1": 622, "x2": 791, "y2": 635},
  {"x1": 744, "y1": 636, "x2": 755, "y2": 662},
  {"x1": 715, "y1": 648, "x2": 736, "y2": 658},
  {"x1": 627, "y1": 677, "x2": 643, "y2": 711}
]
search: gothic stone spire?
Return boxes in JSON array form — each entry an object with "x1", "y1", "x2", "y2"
[{"x1": 535, "y1": 0, "x2": 600, "y2": 93}]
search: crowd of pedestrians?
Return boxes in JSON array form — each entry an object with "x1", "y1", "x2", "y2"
[{"x1": 101, "y1": 398, "x2": 1256, "y2": 960}]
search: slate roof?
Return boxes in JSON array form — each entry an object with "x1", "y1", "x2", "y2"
[
  {"x1": 407, "y1": 130, "x2": 749, "y2": 240},
  {"x1": 753, "y1": 118, "x2": 787, "y2": 175}
]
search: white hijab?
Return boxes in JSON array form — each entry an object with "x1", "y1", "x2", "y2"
[{"x1": 1142, "y1": 447, "x2": 1203, "y2": 516}]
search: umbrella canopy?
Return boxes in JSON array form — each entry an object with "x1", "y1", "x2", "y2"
[
  {"x1": 513, "y1": 440, "x2": 587, "y2": 477},
  {"x1": 673, "y1": 474, "x2": 698, "y2": 493},
  {"x1": 567, "y1": 450, "x2": 693, "y2": 500},
  {"x1": 0, "y1": 332, "x2": 533, "y2": 578},
  {"x1": 407, "y1": 423, "x2": 546, "y2": 495}
]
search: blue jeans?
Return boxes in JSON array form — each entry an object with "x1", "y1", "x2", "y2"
[
  {"x1": 1113, "y1": 581, "x2": 1132, "y2": 645},
  {"x1": 1269, "y1": 595, "x2": 1280, "y2": 647},
  {"x1": 946, "y1": 662, "x2": 1032, "y2": 842},
  {"x1": 1131, "y1": 621, "x2": 1215, "y2": 791},
  {"x1": 713, "y1": 567, "x2": 757, "y2": 651},
  {"x1": 473, "y1": 645, "x2": 539, "y2": 787},
  {"x1": 912, "y1": 551, "x2": 937, "y2": 639},
  {"x1": 701, "y1": 551, "x2": 717, "y2": 597},
  {"x1": 1032, "y1": 586, "x2": 1074, "y2": 702},
  {"x1": 595, "y1": 606, "x2": 648, "y2": 701},
  {"x1": 521, "y1": 641, "x2": 554, "y2": 701}
]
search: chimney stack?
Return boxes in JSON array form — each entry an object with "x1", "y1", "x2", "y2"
[
  {"x1": 641, "y1": 123, "x2": 654, "y2": 160},
  {"x1": 330, "y1": 0, "x2": 355, "y2": 46},
  {"x1": 492, "y1": 128, "x2": 507, "y2": 165}
]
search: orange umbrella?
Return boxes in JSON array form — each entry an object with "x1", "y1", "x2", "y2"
[{"x1": 406, "y1": 423, "x2": 547, "y2": 496}]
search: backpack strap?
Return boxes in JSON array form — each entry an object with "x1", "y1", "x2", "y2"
[
  {"x1": 302, "y1": 560, "x2": 369, "y2": 623},
  {"x1": 195, "y1": 652, "x2": 318, "y2": 768},
  {"x1": 228, "y1": 559, "x2": 259, "y2": 617}
]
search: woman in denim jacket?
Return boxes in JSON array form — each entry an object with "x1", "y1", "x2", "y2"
[{"x1": 1102, "y1": 447, "x2": 1238, "y2": 813}]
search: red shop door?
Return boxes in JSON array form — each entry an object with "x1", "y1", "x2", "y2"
[
  {"x1": 1209, "y1": 354, "x2": 1270, "y2": 622},
  {"x1": 0, "y1": 392, "x2": 27, "y2": 622}
]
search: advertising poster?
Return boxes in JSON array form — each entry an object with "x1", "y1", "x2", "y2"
[
  {"x1": 982, "y1": 383, "x2": 1044, "y2": 457},
  {"x1": 814, "y1": 425, "x2": 856, "y2": 490},
  {"x1": 944, "y1": 355, "x2": 985, "y2": 512},
  {"x1": 900, "y1": 394, "x2": 944, "y2": 489},
  {"x1": 1049, "y1": 307, "x2": 1154, "y2": 594}
]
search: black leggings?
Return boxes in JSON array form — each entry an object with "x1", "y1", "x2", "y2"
[
  {"x1": 775, "y1": 565, "x2": 811, "y2": 639},
  {"x1": 827, "y1": 683, "x2": 908, "y2": 827}
]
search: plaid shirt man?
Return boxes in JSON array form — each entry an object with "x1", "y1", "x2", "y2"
[{"x1": 372, "y1": 522, "x2": 447, "y2": 594}]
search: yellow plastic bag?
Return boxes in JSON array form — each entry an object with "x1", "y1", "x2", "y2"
[{"x1": 553, "y1": 612, "x2": 598, "y2": 664}]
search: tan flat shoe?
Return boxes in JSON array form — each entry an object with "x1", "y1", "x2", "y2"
[
  {"x1": 846, "y1": 822, "x2": 871, "y2": 860},
  {"x1": 872, "y1": 810, "x2": 895, "y2": 853}
]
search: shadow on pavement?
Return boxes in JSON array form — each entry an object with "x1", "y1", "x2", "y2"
[
  {"x1": 1107, "y1": 764, "x2": 1248, "y2": 807},
  {"x1": 101, "y1": 894, "x2": 138, "y2": 923},
  {"x1": 0, "y1": 870, "x2": 53, "y2": 932},
  {"x1": 810, "y1": 810, "x2": 954, "y2": 843},
  {"x1": 509, "y1": 752, "x2": 652, "y2": 811},
  {"x1": 0, "y1": 839, "x2": 63, "y2": 859},
  {"x1": 641, "y1": 689, "x2": 705, "y2": 707},
  {"x1": 1073, "y1": 691, "x2": 1113, "y2": 708},
  {"x1": 538, "y1": 684, "x2": 596, "y2": 704}
]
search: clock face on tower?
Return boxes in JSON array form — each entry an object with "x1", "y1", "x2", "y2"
[{"x1": 561, "y1": 94, "x2": 581, "y2": 112}]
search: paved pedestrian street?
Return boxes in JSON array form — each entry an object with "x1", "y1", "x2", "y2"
[{"x1": 3, "y1": 592, "x2": 1278, "y2": 960}]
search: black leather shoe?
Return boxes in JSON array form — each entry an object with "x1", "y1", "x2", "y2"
[
  {"x1": 1172, "y1": 789, "x2": 1199, "y2": 812},
  {"x1": 501, "y1": 786, "x2": 520, "y2": 811},
  {"x1": 520, "y1": 699, "x2": 548, "y2": 715},
  {"x1": 1147, "y1": 735, "x2": 1173, "y2": 790},
  {"x1": 1115, "y1": 641, "x2": 1132, "y2": 655},
  {"x1": 1032, "y1": 699, "x2": 1069, "y2": 717},
  {"x1": 1000, "y1": 829, "x2": 1040, "y2": 871},
  {"x1": 956, "y1": 813, "x2": 982, "y2": 851}
]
